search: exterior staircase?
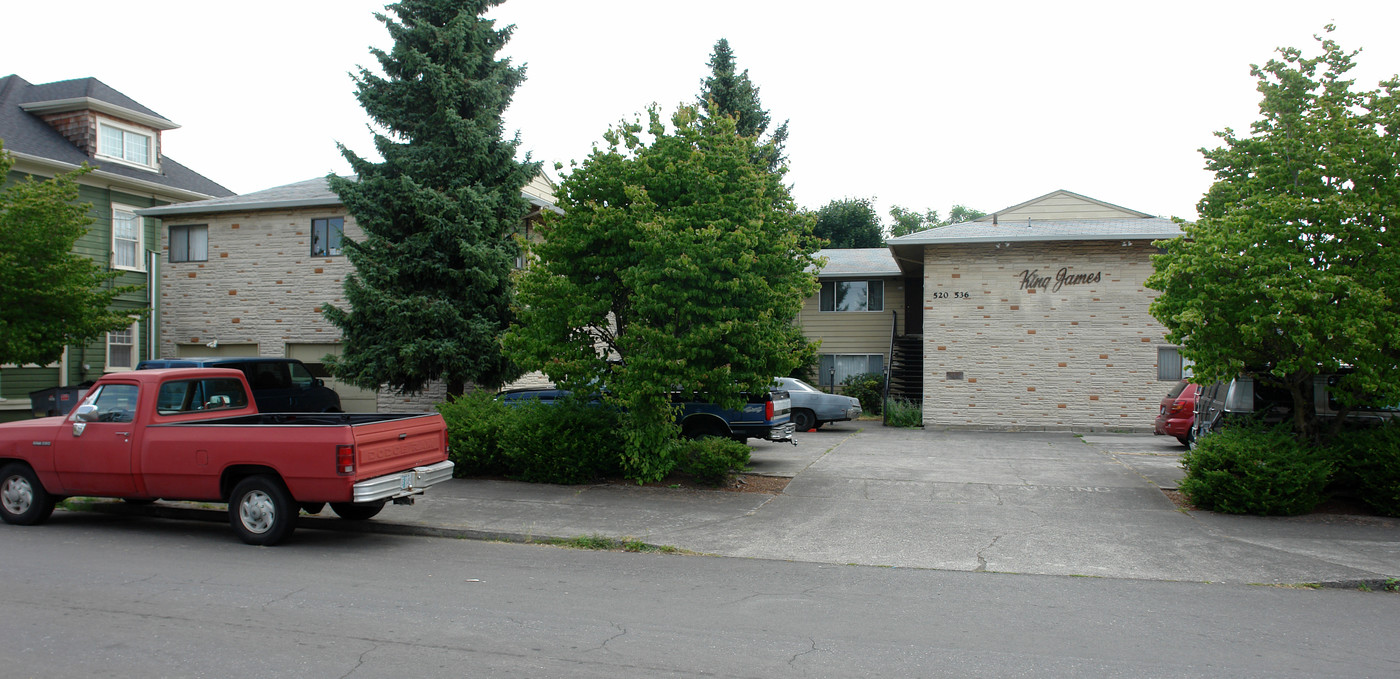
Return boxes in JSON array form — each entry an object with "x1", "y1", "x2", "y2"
[{"x1": 885, "y1": 334, "x2": 923, "y2": 404}]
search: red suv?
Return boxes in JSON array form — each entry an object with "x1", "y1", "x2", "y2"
[{"x1": 1153, "y1": 380, "x2": 1198, "y2": 446}]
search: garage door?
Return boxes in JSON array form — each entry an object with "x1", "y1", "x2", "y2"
[{"x1": 285, "y1": 343, "x2": 379, "y2": 412}]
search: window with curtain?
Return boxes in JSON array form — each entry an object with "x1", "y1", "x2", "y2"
[
  {"x1": 1157, "y1": 346, "x2": 1193, "y2": 381},
  {"x1": 819, "y1": 280, "x2": 884, "y2": 312},
  {"x1": 169, "y1": 225, "x2": 208, "y2": 262},
  {"x1": 818, "y1": 354, "x2": 886, "y2": 387},
  {"x1": 112, "y1": 206, "x2": 142, "y2": 270}
]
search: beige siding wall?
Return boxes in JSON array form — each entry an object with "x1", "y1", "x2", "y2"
[
  {"x1": 921, "y1": 241, "x2": 1167, "y2": 431},
  {"x1": 797, "y1": 276, "x2": 905, "y2": 357},
  {"x1": 157, "y1": 207, "x2": 441, "y2": 413},
  {"x1": 992, "y1": 196, "x2": 1141, "y2": 221}
]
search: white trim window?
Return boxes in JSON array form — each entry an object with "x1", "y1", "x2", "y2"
[
  {"x1": 96, "y1": 117, "x2": 156, "y2": 170},
  {"x1": 169, "y1": 224, "x2": 208, "y2": 263},
  {"x1": 107, "y1": 319, "x2": 139, "y2": 371},
  {"x1": 112, "y1": 204, "x2": 144, "y2": 271},
  {"x1": 819, "y1": 279, "x2": 885, "y2": 312}
]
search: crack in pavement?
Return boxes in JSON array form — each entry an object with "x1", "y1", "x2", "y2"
[
  {"x1": 789, "y1": 637, "x2": 819, "y2": 666},
  {"x1": 975, "y1": 535, "x2": 1003, "y2": 572}
]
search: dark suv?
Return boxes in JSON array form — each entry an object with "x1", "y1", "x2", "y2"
[{"x1": 136, "y1": 357, "x2": 343, "y2": 413}]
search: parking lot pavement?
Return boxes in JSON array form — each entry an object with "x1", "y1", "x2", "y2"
[{"x1": 1079, "y1": 432, "x2": 1189, "y2": 489}]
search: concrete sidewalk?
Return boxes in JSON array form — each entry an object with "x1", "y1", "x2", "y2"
[
  {"x1": 87, "y1": 425, "x2": 1400, "y2": 586},
  {"x1": 338, "y1": 425, "x2": 1400, "y2": 586}
]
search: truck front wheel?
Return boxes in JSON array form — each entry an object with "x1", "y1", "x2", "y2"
[
  {"x1": 229, "y1": 476, "x2": 296, "y2": 546},
  {"x1": 330, "y1": 501, "x2": 385, "y2": 521},
  {"x1": 0, "y1": 463, "x2": 56, "y2": 526}
]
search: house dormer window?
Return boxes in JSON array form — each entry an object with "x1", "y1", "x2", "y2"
[{"x1": 96, "y1": 117, "x2": 157, "y2": 171}]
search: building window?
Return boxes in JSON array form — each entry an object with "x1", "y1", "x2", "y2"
[
  {"x1": 311, "y1": 217, "x2": 344, "y2": 256},
  {"x1": 819, "y1": 280, "x2": 884, "y2": 312},
  {"x1": 97, "y1": 119, "x2": 154, "y2": 169},
  {"x1": 169, "y1": 225, "x2": 208, "y2": 262},
  {"x1": 1158, "y1": 346, "x2": 1193, "y2": 381},
  {"x1": 818, "y1": 354, "x2": 885, "y2": 388},
  {"x1": 112, "y1": 204, "x2": 144, "y2": 271},
  {"x1": 107, "y1": 320, "x2": 139, "y2": 371}
]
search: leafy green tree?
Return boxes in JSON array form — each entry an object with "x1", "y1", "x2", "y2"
[
  {"x1": 506, "y1": 106, "x2": 819, "y2": 481},
  {"x1": 0, "y1": 143, "x2": 144, "y2": 366},
  {"x1": 698, "y1": 38, "x2": 789, "y2": 172},
  {"x1": 888, "y1": 204, "x2": 987, "y2": 238},
  {"x1": 813, "y1": 197, "x2": 883, "y2": 248},
  {"x1": 324, "y1": 0, "x2": 539, "y2": 397},
  {"x1": 1147, "y1": 27, "x2": 1400, "y2": 443}
]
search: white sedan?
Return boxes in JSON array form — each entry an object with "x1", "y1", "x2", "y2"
[{"x1": 775, "y1": 377, "x2": 862, "y2": 432}]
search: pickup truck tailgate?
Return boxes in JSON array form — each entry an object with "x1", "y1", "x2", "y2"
[{"x1": 351, "y1": 414, "x2": 450, "y2": 481}]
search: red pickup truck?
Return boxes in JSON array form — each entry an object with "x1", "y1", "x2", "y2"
[{"x1": 0, "y1": 368, "x2": 453, "y2": 545}]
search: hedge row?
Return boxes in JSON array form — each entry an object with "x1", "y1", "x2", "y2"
[
  {"x1": 1180, "y1": 421, "x2": 1400, "y2": 516},
  {"x1": 437, "y1": 391, "x2": 750, "y2": 485}
]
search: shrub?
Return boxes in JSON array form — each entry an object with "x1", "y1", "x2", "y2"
[
  {"x1": 437, "y1": 391, "x2": 511, "y2": 477},
  {"x1": 497, "y1": 396, "x2": 623, "y2": 484},
  {"x1": 1179, "y1": 421, "x2": 1332, "y2": 516},
  {"x1": 883, "y1": 397, "x2": 922, "y2": 428},
  {"x1": 1327, "y1": 424, "x2": 1400, "y2": 517},
  {"x1": 675, "y1": 436, "x2": 751, "y2": 486},
  {"x1": 438, "y1": 391, "x2": 623, "y2": 484},
  {"x1": 841, "y1": 372, "x2": 885, "y2": 415}
]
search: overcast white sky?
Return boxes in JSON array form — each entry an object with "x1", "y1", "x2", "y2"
[{"x1": 5, "y1": 1, "x2": 1399, "y2": 223}]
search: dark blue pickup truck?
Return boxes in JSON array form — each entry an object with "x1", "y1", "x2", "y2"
[{"x1": 498, "y1": 387, "x2": 795, "y2": 445}]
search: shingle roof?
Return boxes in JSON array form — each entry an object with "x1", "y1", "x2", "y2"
[
  {"x1": 137, "y1": 175, "x2": 566, "y2": 217},
  {"x1": 812, "y1": 248, "x2": 902, "y2": 277},
  {"x1": 0, "y1": 74, "x2": 232, "y2": 198},
  {"x1": 887, "y1": 217, "x2": 1184, "y2": 245}
]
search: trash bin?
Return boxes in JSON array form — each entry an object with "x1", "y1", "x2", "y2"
[{"x1": 29, "y1": 385, "x2": 87, "y2": 418}]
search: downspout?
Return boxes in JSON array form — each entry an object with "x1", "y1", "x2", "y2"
[{"x1": 148, "y1": 249, "x2": 158, "y2": 361}]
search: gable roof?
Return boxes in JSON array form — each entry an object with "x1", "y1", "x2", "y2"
[
  {"x1": 0, "y1": 74, "x2": 232, "y2": 199},
  {"x1": 137, "y1": 175, "x2": 565, "y2": 217},
  {"x1": 887, "y1": 189, "x2": 1183, "y2": 246}
]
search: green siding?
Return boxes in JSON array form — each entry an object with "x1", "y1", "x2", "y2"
[{"x1": 1, "y1": 173, "x2": 159, "y2": 418}]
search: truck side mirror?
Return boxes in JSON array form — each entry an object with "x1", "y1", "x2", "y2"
[{"x1": 74, "y1": 404, "x2": 99, "y2": 422}]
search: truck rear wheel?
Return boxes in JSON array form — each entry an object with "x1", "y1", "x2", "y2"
[
  {"x1": 330, "y1": 501, "x2": 385, "y2": 521},
  {"x1": 229, "y1": 476, "x2": 296, "y2": 546},
  {"x1": 0, "y1": 463, "x2": 56, "y2": 526}
]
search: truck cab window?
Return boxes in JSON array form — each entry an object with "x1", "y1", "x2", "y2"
[{"x1": 86, "y1": 384, "x2": 139, "y2": 422}]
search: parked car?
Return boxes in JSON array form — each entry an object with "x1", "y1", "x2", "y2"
[
  {"x1": 137, "y1": 357, "x2": 342, "y2": 413},
  {"x1": 1152, "y1": 380, "x2": 1198, "y2": 446},
  {"x1": 774, "y1": 377, "x2": 861, "y2": 431},
  {"x1": 1191, "y1": 372, "x2": 1400, "y2": 447}
]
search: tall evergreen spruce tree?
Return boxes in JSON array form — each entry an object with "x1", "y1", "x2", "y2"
[
  {"x1": 324, "y1": 0, "x2": 538, "y2": 397},
  {"x1": 698, "y1": 38, "x2": 789, "y2": 173}
]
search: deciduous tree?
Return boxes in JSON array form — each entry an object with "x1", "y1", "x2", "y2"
[
  {"x1": 324, "y1": 0, "x2": 539, "y2": 396},
  {"x1": 1147, "y1": 27, "x2": 1400, "y2": 443},
  {"x1": 813, "y1": 198, "x2": 883, "y2": 248},
  {"x1": 0, "y1": 143, "x2": 143, "y2": 366},
  {"x1": 888, "y1": 204, "x2": 987, "y2": 238},
  {"x1": 506, "y1": 107, "x2": 819, "y2": 481}
]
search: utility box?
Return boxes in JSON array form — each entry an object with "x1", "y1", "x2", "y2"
[{"x1": 29, "y1": 385, "x2": 87, "y2": 418}]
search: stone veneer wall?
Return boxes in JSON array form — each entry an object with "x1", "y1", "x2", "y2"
[
  {"x1": 158, "y1": 207, "x2": 443, "y2": 413},
  {"x1": 921, "y1": 241, "x2": 1168, "y2": 431}
]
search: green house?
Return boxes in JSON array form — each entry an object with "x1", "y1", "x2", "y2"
[{"x1": 0, "y1": 75, "x2": 232, "y2": 422}]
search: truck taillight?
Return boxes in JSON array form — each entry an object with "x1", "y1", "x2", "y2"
[
  {"x1": 766, "y1": 400, "x2": 774, "y2": 420},
  {"x1": 336, "y1": 444, "x2": 355, "y2": 475}
]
